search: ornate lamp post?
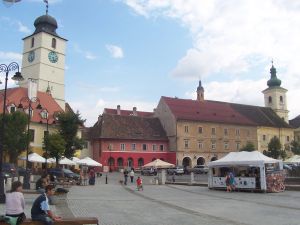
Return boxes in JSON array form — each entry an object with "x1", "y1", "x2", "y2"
[
  {"x1": 17, "y1": 96, "x2": 42, "y2": 189},
  {"x1": 0, "y1": 62, "x2": 24, "y2": 203}
]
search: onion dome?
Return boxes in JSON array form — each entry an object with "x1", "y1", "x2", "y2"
[
  {"x1": 267, "y1": 63, "x2": 281, "y2": 87},
  {"x1": 33, "y1": 14, "x2": 58, "y2": 36},
  {"x1": 197, "y1": 80, "x2": 204, "y2": 92}
]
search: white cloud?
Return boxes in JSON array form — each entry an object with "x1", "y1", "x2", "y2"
[
  {"x1": 17, "y1": 21, "x2": 30, "y2": 34},
  {"x1": 125, "y1": 0, "x2": 300, "y2": 118},
  {"x1": 69, "y1": 98, "x2": 156, "y2": 127},
  {"x1": 106, "y1": 44, "x2": 124, "y2": 59},
  {"x1": 0, "y1": 51, "x2": 22, "y2": 62},
  {"x1": 73, "y1": 43, "x2": 97, "y2": 60}
]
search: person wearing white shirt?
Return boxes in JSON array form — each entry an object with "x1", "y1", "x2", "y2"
[{"x1": 5, "y1": 181, "x2": 26, "y2": 225}]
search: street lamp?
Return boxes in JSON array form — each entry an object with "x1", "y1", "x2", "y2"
[
  {"x1": 17, "y1": 96, "x2": 42, "y2": 189},
  {"x1": 0, "y1": 62, "x2": 24, "y2": 203}
]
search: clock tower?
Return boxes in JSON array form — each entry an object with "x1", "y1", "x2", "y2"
[
  {"x1": 262, "y1": 62, "x2": 289, "y2": 122},
  {"x1": 19, "y1": 13, "x2": 67, "y2": 110}
]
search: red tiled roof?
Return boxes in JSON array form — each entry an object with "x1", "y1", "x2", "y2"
[
  {"x1": 161, "y1": 96, "x2": 291, "y2": 128},
  {"x1": 104, "y1": 108, "x2": 154, "y2": 117},
  {"x1": 0, "y1": 87, "x2": 63, "y2": 124}
]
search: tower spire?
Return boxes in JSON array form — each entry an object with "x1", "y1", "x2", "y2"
[{"x1": 44, "y1": 0, "x2": 49, "y2": 15}]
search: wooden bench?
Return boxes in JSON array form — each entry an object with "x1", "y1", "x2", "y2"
[{"x1": 0, "y1": 217, "x2": 98, "y2": 225}]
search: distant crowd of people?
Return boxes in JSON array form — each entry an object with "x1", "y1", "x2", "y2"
[{"x1": 123, "y1": 168, "x2": 143, "y2": 191}]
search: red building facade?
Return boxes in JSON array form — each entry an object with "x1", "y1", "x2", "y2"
[{"x1": 89, "y1": 107, "x2": 176, "y2": 171}]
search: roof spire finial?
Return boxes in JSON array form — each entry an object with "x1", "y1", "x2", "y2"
[
  {"x1": 271, "y1": 58, "x2": 274, "y2": 67},
  {"x1": 44, "y1": 0, "x2": 49, "y2": 15}
]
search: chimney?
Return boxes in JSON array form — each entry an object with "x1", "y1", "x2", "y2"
[
  {"x1": 117, "y1": 105, "x2": 121, "y2": 115},
  {"x1": 133, "y1": 107, "x2": 137, "y2": 116}
]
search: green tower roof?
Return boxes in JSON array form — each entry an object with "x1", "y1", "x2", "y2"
[{"x1": 267, "y1": 63, "x2": 281, "y2": 87}]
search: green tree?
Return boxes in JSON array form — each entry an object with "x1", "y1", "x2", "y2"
[
  {"x1": 56, "y1": 111, "x2": 85, "y2": 158},
  {"x1": 264, "y1": 136, "x2": 286, "y2": 159},
  {"x1": 43, "y1": 133, "x2": 66, "y2": 166},
  {"x1": 291, "y1": 140, "x2": 300, "y2": 155},
  {"x1": 0, "y1": 111, "x2": 28, "y2": 163},
  {"x1": 240, "y1": 142, "x2": 256, "y2": 152}
]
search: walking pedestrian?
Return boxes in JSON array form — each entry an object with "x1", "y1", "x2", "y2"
[
  {"x1": 130, "y1": 169, "x2": 135, "y2": 183},
  {"x1": 225, "y1": 172, "x2": 231, "y2": 192},
  {"x1": 123, "y1": 169, "x2": 128, "y2": 185}
]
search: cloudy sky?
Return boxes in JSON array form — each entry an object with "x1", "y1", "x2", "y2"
[{"x1": 1, "y1": 0, "x2": 300, "y2": 126}]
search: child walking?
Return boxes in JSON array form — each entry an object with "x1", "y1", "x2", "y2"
[{"x1": 136, "y1": 176, "x2": 143, "y2": 191}]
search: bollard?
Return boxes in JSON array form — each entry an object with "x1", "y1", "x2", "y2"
[
  {"x1": 190, "y1": 172, "x2": 194, "y2": 184},
  {"x1": 105, "y1": 174, "x2": 108, "y2": 184},
  {"x1": 6, "y1": 177, "x2": 12, "y2": 191}
]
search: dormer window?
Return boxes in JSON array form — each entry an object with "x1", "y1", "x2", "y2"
[
  {"x1": 268, "y1": 96, "x2": 272, "y2": 103},
  {"x1": 40, "y1": 110, "x2": 48, "y2": 119},
  {"x1": 52, "y1": 38, "x2": 56, "y2": 48},
  {"x1": 8, "y1": 104, "x2": 16, "y2": 113}
]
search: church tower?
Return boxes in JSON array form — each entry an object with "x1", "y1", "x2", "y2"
[
  {"x1": 262, "y1": 62, "x2": 289, "y2": 122},
  {"x1": 19, "y1": 12, "x2": 67, "y2": 110},
  {"x1": 196, "y1": 80, "x2": 204, "y2": 101}
]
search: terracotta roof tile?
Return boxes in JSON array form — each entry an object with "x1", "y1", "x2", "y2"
[
  {"x1": 89, "y1": 114, "x2": 167, "y2": 140},
  {"x1": 161, "y1": 96, "x2": 291, "y2": 128},
  {"x1": 0, "y1": 87, "x2": 63, "y2": 124},
  {"x1": 104, "y1": 108, "x2": 154, "y2": 117}
]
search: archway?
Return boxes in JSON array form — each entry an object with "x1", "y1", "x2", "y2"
[
  {"x1": 138, "y1": 158, "x2": 144, "y2": 167},
  {"x1": 128, "y1": 157, "x2": 134, "y2": 169},
  {"x1": 108, "y1": 157, "x2": 115, "y2": 171},
  {"x1": 117, "y1": 157, "x2": 124, "y2": 168},
  {"x1": 182, "y1": 157, "x2": 191, "y2": 168},
  {"x1": 197, "y1": 157, "x2": 205, "y2": 165}
]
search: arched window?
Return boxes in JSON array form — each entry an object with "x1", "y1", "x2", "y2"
[
  {"x1": 31, "y1": 37, "x2": 34, "y2": 48},
  {"x1": 268, "y1": 96, "x2": 272, "y2": 103},
  {"x1": 138, "y1": 158, "x2": 144, "y2": 167},
  {"x1": 52, "y1": 38, "x2": 56, "y2": 48},
  {"x1": 280, "y1": 96, "x2": 283, "y2": 103}
]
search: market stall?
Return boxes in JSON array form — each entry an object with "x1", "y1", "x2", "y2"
[{"x1": 208, "y1": 151, "x2": 284, "y2": 192}]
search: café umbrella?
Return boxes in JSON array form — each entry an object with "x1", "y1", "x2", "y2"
[{"x1": 143, "y1": 159, "x2": 175, "y2": 169}]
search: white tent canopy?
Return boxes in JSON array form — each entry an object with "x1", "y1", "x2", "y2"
[
  {"x1": 208, "y1": 151, "x2": 280, "y2": 167},
  {"x1": 71, "y1": 157, "x2": 80, "y2": 163},
  {"x1": 77, "y1": 157, "x2": 102, "y2": 167},
  {"x1": 19, "y1": 153, "x2": 46, "y2": 163},
  {"x1": 143, "y1": 159, "x2": 175, "y2": 169},
  {"x1": 59, "y1": 157, "x2": 76, "y2": 165},
  {"x1": 284, "y1": 155, "x2": 300, "y2": 163},
  {"x1": 46, "y1": 158, "x2": 56, "y2": 163}
]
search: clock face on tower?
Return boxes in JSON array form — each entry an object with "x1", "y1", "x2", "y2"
[
  {"x1": 28, "y1": 51, "x2": 35, "y2": 63},
  {"x1": 48, "y1": 51, "x2": 58, "y2": 63}
]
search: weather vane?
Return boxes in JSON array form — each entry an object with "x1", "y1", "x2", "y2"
[{"x1": 44, "y1": 0, "x2": 48, "y2": 14}]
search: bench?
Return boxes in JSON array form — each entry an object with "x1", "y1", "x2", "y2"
[{"x1": 0, "y1": 217, "x2": 98, "y2": 225}]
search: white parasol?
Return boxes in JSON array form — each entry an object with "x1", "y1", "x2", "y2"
[
  {"x1": 77, "y1": 157, "x2": 102, "y2": 167},
  {"x1": 143, "y1": 159, "x2": 175, "y2": 169},
  {"x1": 19, "y1": 152, "x2": 46, "y2": 163},
  {"x1": 59, "y1": 157, "x2": 76, "y2": 165}
]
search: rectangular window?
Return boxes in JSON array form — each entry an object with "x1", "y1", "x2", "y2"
[
  {"x1": 31, "y1": 37, "x2": 34, "y2": 48},
  {"x1": 160, "y1": 145, "x2": 164, "y2": 151},
  {"x1": 29, "y1": 129, "x2": 35, "y2": 142},
  {"x1": 236, "y1": 142, "x2": 240, "y2": 150},
  {"x1": 184, "y1": 125, "x2": 189, "y2": 133},
  {"x1": 108, "y1": 144, "x2": 113, "y2": 150},
  {"x1": 286, "y1": 136, "x2": 290, "y2": 142},
  {"x1": 142, "y1": 144, "x2": 147, "y2": 151},
  {"x1": 10, "y1": 106, "x2": 16, "y2": 113},
  {"x1": 211, "y1": 127, "x2": 216, "y2": 135},
  {"x1": 263, "y1": 135, "x2": 266, "y2": 141},
  {"x1": 224, "y1": 142, "x2": 229, "y2": 150},
  {"x1": 198, "y1": 141, "x2": 203, "y2": 149},
  {"x1": 184, "y1": 139, "x2": 189, "y2": 149},
  {"x1": 198, "y1": 127, "x2": 203, "y2": 134},
  {"x1": 152, "y1": 144, "x2": 157, "y2": 151},
  {"x1": 211, "y1": 141, "x2": 216, "y2": 150},
  {"x1": 131, "y1": 143, "x2": 136, "y2": 150},
  {"x1": 224, "y1": 128, "x2": 228, "y2": 136},
  {"x1": 120, "y1": 143, "x2": 125, "y2": 151},
  {"x1": 236, "y1": 129, "x2": 240, "y2": 136}
]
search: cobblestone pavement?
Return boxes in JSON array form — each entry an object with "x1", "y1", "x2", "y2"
[{"x1": 65, "y1": 172, "x2": 300, "y2": 225}]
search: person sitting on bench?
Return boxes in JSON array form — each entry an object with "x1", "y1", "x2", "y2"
[{"x1": 31, "y1": 185, "x2": 62, "y2": 225}]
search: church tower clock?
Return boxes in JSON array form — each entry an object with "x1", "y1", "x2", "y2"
[
  {"x1": 20, "y1": 13, "x2": 67, "y2": 110},
  {"x1": 262, "y1": 62, "x2": 289, "y2": 122}
]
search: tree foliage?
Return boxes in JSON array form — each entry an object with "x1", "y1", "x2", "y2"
[
  {"x1": 240, "y1": 142, "x2": 256, "y2": 152},
  {"x1": 56, "y1": 111, "x2": 85, "y2": 158},
  {"x1": 264, "y1": 136, "x2": 286, "y2": 159},
  {"x1": 291, "y1": 140, "x2": 300, "y2": 155},
  {"x1": 0, "y1": 111, "x2": 28, "y2": 163},
  {"x1": 43, "y1": 133, "x2": 66, "y2": 165}
]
